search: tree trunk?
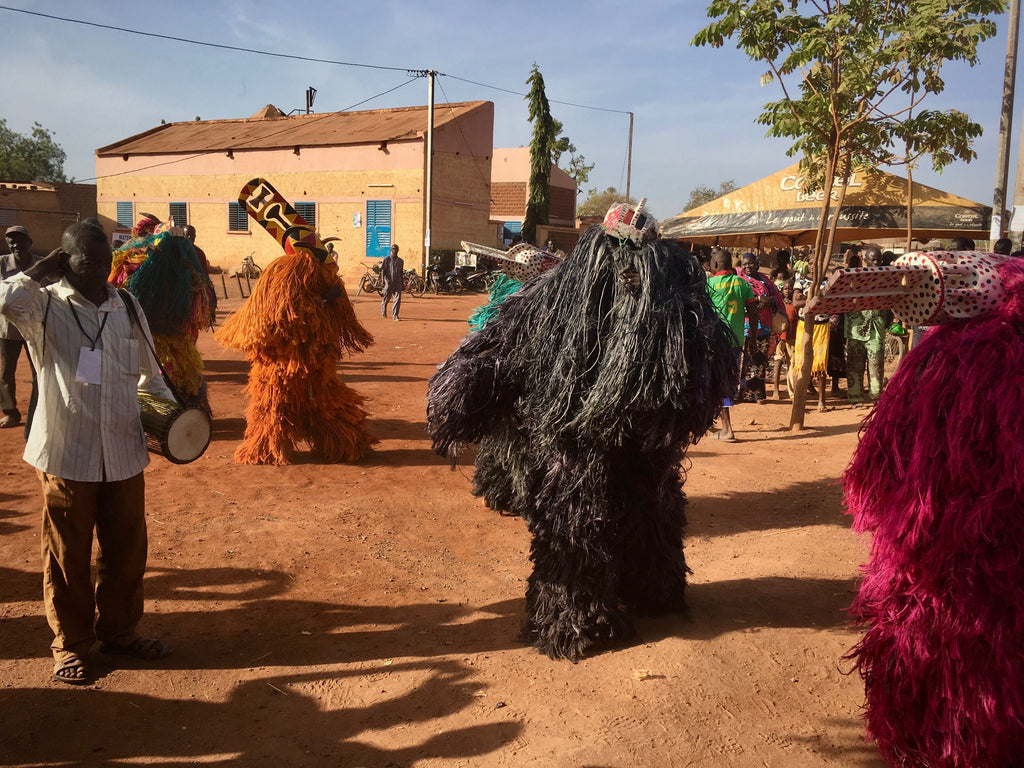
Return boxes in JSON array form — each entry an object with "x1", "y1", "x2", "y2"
[
  {"x1": 789, "y1": 153, "x2": 839, "y2": 430},
  {"x1": 825, "y1": 152, "x2": 851, "y2": 261},
  {"x1": 905, "y1": 162, "x2": 914, "y2": 253}
]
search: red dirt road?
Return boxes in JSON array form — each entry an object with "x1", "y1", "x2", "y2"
[{"x1": 0, "y1": 289, "x2": 885, "y2": 767}]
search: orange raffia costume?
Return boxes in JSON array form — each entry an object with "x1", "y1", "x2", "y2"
[{"x1": 215, "y1": 179, "x2": 375, "y2": 465}]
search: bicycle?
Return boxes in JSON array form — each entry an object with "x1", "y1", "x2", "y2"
[
  {"x1": 356, "y1": 263, "x2": 383, "y2": 296},
  {"x1": 884, "y1": 329, "x2": 907, "y2": 369},
  {"x1": 403, "y1": 268, "x2": 427, "y2": 298},
  {"x1": 234, "y1": 252, "x2": 262, "y2": 279}
]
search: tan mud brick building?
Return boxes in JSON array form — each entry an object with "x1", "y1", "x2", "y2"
[
  {"x1": 94, "y1": 102, "x2": 495, "y2": 282},
  {"x1": 0, "y1": 181, "x2": 98, "y2": 253},
  {"x1": 490, "y1": 147, "x2": 578, "y2": 249}
]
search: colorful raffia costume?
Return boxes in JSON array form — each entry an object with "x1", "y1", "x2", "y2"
[
  {"x1": 811, "y1": 252, "x2": 1024, "y2": 767},
  {"x1": 427, "y1": 203, "x2": 737, "y2": 661},
  {"x1": 215, "y1": 178, "x2": 374, "y2": 465},
  {"x1": 109, "y1": 217, "x2": 216, "y2": 411}
]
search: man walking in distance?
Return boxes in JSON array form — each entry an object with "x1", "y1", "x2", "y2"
[
  {"x1": 0, "y1": 222, "x2": 175, "y2": 685},
  {"x1": 381, "y1": 243, "x2": 403, "y2": 321},
  {"x1": 705, "y1": 249, "x2": 758, "y2": 442},
  {"x1": 183, "y1": 225, "x2": 211, "y2": 274},
  {"x1": 1, "y1": 226, "x2": 41, "y2": 428}
]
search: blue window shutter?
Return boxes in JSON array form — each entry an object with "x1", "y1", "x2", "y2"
[
  {"x1": 294, "y1": 202, "x2": 316, "y2": 228},
  {"x1": 228, "y1": 202, "x2": 249, "y2": 232},
  {"x1": 169, "y1": 202, "x2": 188, "y2": 226},
  {"x1": 365, "y1": 200, "x2": 392, "y2": 258},
  {"x1": 116, "y1": 202, "x2": 133, "y2": 227}
]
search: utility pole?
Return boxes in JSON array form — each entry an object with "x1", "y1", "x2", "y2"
[
  {"x1": 992, "y1": 0, "x2": 1020, "y2": 242},
  {"x1": 626, "y1": 112, "x2": 634, "y2": 200},
  {"x1": 424, "y1": 70, "x2": 435, "y2": 273},
  {"x1": 407, "y1": 69, "x2": 436, "y2": 273}
]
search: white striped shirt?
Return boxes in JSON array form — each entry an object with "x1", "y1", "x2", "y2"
[{"x1": 0, "y1": 273, "x2": 173, "y2": 482}]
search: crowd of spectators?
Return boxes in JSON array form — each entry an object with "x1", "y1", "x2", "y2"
[{"x1": 697, "y1": 236, "x2": 1017, "y2": 424}]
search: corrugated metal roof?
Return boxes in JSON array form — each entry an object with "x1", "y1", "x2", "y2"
[{"x1": 96, "y1": 101, "x2": 489, "y2": 156}]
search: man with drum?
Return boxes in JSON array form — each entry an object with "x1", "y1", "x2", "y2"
[{"x1": 0, "y1": 222, "x2": 175, "y2": 685}]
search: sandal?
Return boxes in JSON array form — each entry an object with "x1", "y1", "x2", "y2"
[
  {"x1": 99, "y1": 636, "x2": 171, "y2": 661},
  {"x1": 52, "y1": 653, "x2": 91, "y2": 686}
]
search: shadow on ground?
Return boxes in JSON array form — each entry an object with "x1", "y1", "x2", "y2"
[{"x1": 0, "y1": 660, "x2": 522, "y2": 767}]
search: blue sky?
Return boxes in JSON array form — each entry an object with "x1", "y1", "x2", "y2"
[{"x1": 0, "y1": 0, "x2": 1018, "y2": 219}]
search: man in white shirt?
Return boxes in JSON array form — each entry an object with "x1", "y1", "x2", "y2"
[
  {"x1": 0, "y1": 222, "x2": 175, "y2": 685},
  {"x1": 1, "y1": 225, "x2": 41, "y2": 429}
]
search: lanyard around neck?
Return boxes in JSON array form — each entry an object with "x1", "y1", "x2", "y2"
[{"x1": 66, "y1": 297, "x2": 109, "y2": 351}]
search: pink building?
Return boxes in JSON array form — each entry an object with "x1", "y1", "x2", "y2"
[
  {"x1": 490, "y1": 147, "x2": 578, "y2": 247},
  {"x1": 94, "y1": 102, "x2": 495, "y2": 279}
]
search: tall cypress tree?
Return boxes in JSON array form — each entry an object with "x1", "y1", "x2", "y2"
[{"x1": 523, "y1": 64, "x2": 555, "y2": 244}]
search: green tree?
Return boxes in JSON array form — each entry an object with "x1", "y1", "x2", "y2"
[
  {"x1": 566, "y1": 153, "x2": 595, "y2": 191},
  {"x1": 0, "y1": 119, "x2": 67, "y2": 182},
  {"x1": 550, "y1": 119, "x2": 572, "y2": 166},
  {"x1": 684, "y1": 180, "x2": 737, "y2": 211},
  {"x1": 577, "y1": 187, "x2": 639, "y2": 218},
  {"x1": 887, "y1": 104, "x2": 983, "y2": 251},
  {"x1": 551, "y1": 118, "x2": 595, "y2": 190},
  {"x1": 693, "y1": 0, "x2": 1002, "y2": 429},
  {"x1": 523, "y1": 64, "x2": 557, "y2": 243}
]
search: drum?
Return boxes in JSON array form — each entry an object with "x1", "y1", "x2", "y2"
[{"x1": 138, "y1": 393, "x2": 211, "y2": 464}]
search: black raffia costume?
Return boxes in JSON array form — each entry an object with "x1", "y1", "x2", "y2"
[{"x1": 427, "y1": 219, "x2": 737, "y2": 661}]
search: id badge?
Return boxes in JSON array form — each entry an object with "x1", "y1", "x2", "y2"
[{"x1": 75, "y1": 347, "x2": 102, "y2": 384}]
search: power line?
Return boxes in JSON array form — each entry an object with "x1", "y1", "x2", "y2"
[
  {"x1": 436, "y1": 78, "x2": 494, "y2": 196},
  {"x1": 3, "y1": 4, "x2": 634, "y2": 191},
  {"x1": 0, "y1": 4, "x2": 414, "y2": 73},
  {"x1": 75, "y1": 78, "x2": 421, "y2": 183},
  {"x1": 337, "y1": 76, "x2": 421, "y2": 113},
  {"x1": 0, "y1": 5, "x2": 631, "y2": 117},
  {"x1": 443, "y1": 74, "x2": 632, "y2": 115}
]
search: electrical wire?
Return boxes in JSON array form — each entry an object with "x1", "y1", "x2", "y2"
[
  {"x1": 0, "y1": 5, "x2": 631, "y2": 117},
  {"x1": 443, "y1": 74, "x2": 632, "y2": 115},
  {"x1": 0, "y1": 4, "x2": 634, "y2": 190},
  {"x1": 436, "y1": 78, "x2": 495, "y2": 198},
  {"x1": 0, "y1": 4, "x2": 414, "y2": 73},
  {"x1": 76, "y1": 78, "x2": 421, "y2": 183}
]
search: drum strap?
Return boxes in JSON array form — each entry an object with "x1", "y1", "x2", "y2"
[{"x1": 117, "y1": 288, "x2": 185, "y2": 406}]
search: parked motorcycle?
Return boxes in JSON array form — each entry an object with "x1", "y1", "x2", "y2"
[
  {"x1": 425, "y1": 262, "x2": 445, "y2": 294},
  {"x1": 358, "y1": 263, "x2": 427, "y2": 298},
  {"x1": 459, "y1": 265, "x2": 494, "y2": 293},
  {"x1": 426, "y1": 263, "x2": 492, "y2": 294}
]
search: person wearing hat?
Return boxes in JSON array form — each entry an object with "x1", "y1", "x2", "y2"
[{"x1": 1, "y1": 225, "x2": 42, "y2": 428}]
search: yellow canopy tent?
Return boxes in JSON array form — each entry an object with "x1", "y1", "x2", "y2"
[{"x1": 661, "y1": 163, "x2": 991, "y2": 249}]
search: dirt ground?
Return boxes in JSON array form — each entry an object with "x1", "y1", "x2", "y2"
[{"x1": 0, "y1": 287, "x2": 888, "y2": 768}]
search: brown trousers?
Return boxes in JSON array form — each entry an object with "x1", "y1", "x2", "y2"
[{"x1": 38, "y1": 470, "x2": 147, "y2": 658}]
